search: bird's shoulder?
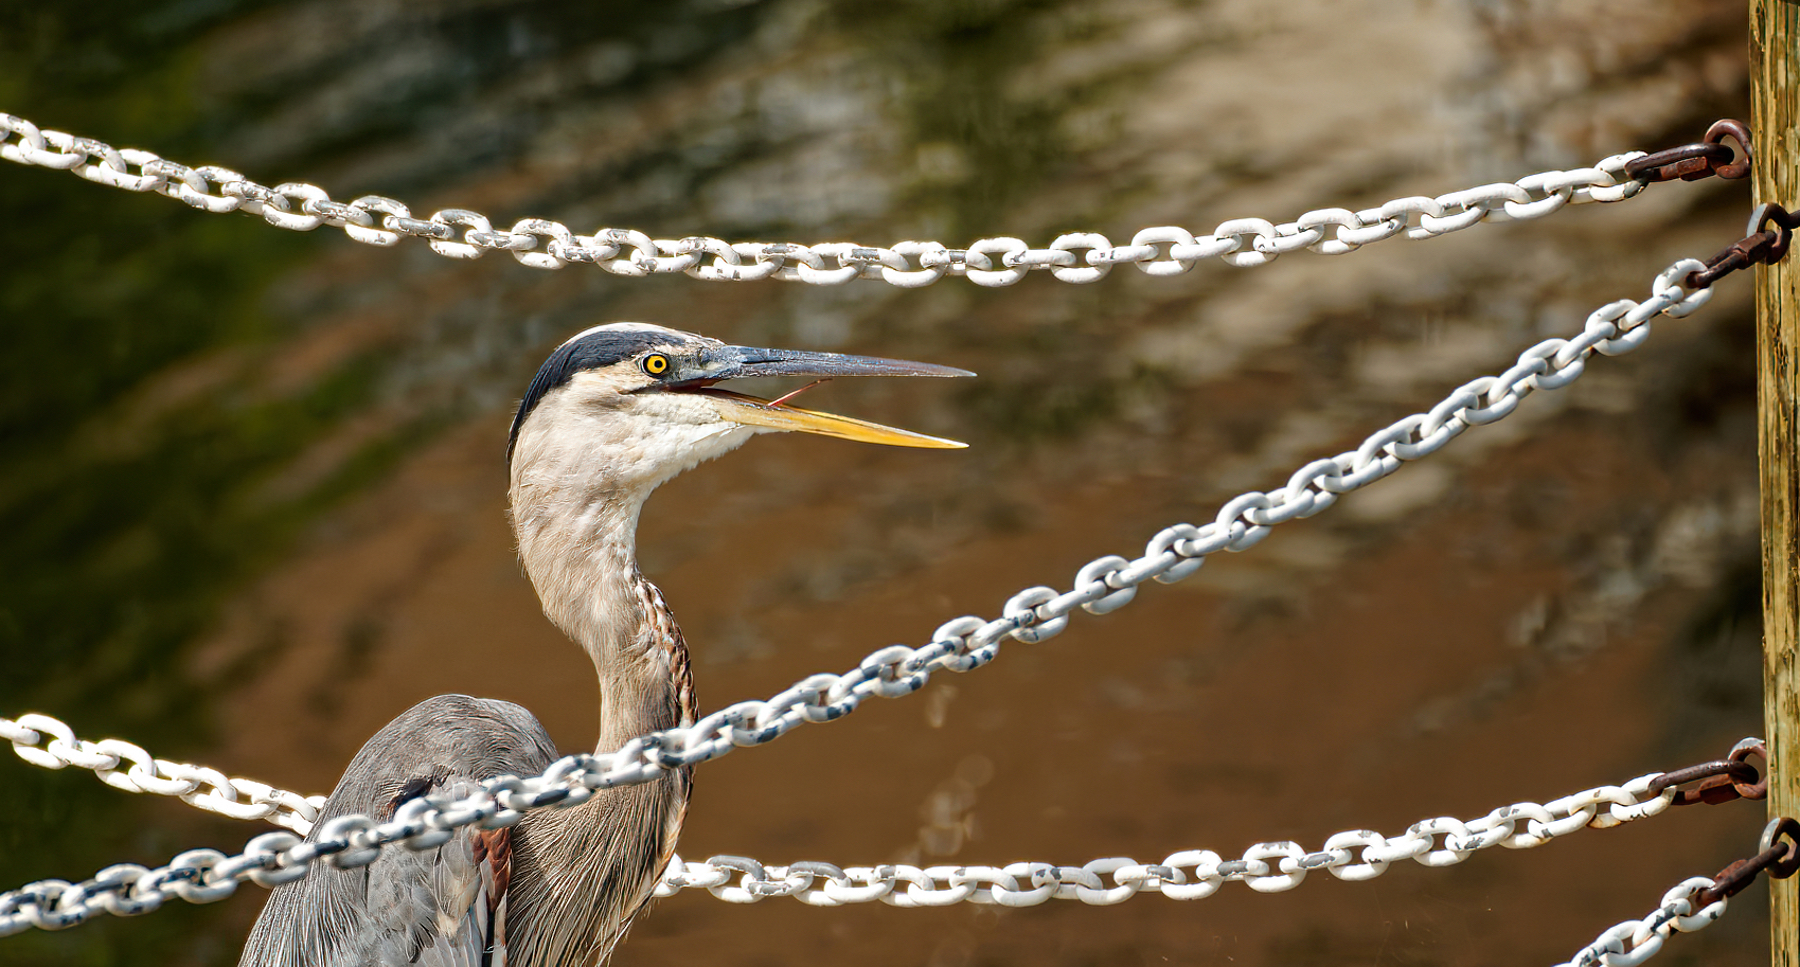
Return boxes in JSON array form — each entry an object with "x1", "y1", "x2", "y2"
[{"x1": 238, "y1": 695, "x2": 559, "y2": 967}]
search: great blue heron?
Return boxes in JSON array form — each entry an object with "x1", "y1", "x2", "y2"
[{"x1": 239, "y1": 323, "x2": 969, "y2": 967}]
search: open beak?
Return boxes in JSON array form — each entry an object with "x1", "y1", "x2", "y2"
[{"x1": 671, "y1": 346, "x2": 973, "y2": 449}]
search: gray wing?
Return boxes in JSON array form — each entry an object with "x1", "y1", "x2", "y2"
[{"x1": 239, "y1": 695, "x2": 558, "y2": 967}]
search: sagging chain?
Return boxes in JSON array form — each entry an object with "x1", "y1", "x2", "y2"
[
  {"x1": 0, "y1": 112, "x2": 1748, "y2": 287},
  {"x1": 0, "y1": 714, "x2": 325, "y2": 834},
  {"x1": 0, "y1": 740, "x2": 1765, "y2": 934},
  {"x1": 1556, "y1": 814, "x2": 1799, "y2": 967},
  {"x1": 0, "y1": 251, "x2": 1749, "y2": 937},
  {"x1": 651, "y1": 740, "x2": 1766, "y2": 907}
]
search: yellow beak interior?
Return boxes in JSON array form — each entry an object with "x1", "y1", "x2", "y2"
[{"x1": 695, "y1": 388, "x2": 967, "y2": 449}]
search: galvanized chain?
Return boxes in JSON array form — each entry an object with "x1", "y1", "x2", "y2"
[
  {"x1": 652, "y1": 740, "x2": 1765, "y2": 906},
  {"x1": 0, "y1": 255, "x2": 1726, "y2": 938},
  {"x1": 0, "y1": 111, "x2": 1750, "y2": 288},
  {"x1": 0, "y1": 714, "x2": 326, "y2": 834}
]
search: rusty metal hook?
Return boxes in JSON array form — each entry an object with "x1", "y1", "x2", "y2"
[
  {"x1": 1623, "y1": 118, "x2": 1754, "y2": 183},
  {"x1": 1703, "y1": 119, "x2": 1754, "y2": 180},
  {"x1": 1685, "y1": 204, "x2": 1798, "y2": 290},
  {"x1": 1648, "y1": 738, "x2": 1767, "y2": 805},
  {"x1": 1695, "y1": 816, "x2": 1800, "y2": 908}
]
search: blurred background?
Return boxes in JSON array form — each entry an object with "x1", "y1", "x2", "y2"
[{"x1": 0, "y1": 0, "x2": 1772, "y2": 964}]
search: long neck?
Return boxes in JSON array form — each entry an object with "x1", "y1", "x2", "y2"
[
  {"x1": 510, "y1": 483, "x2": 695, "y2": 750},
  {"x1": 506, "y1": 480, "x2": 697, "y2": 967}
]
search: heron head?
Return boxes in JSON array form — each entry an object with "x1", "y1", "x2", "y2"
[{"x1": 507, "y1": 323, "x2": 970, "y2": 497}]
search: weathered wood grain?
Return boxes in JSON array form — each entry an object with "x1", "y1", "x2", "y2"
[{"x1": 1753, "y1": 1, "x2": 1800, "y2": 962}]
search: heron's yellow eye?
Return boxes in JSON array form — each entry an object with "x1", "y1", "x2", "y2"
[{"x1": 642, "y1": 353, "x2": 670, "y2": 376}]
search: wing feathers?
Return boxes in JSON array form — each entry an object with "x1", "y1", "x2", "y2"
[{"x1": 237, "y1": 696, "x2": 556, "y2": 967}]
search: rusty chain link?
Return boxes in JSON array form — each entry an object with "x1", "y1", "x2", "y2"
[
  {"x1": 1644, "y1": 737, "x2": 1766, "y2": 807},
  {"x1": 1621, "y1": 119, "x2": 1753, "y2": 183},
  {"x1": 1694, "y1": 816, "x2": 1800, "y2": 908},
  {"x1": 1684, "y1": 202, "x2": 1798, "y2": 290}
]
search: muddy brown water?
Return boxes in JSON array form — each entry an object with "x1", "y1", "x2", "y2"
[{"x1": 1, "y1": 1, "x2": 1773, "y2": 964}]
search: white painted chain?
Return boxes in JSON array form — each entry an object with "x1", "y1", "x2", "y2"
[
  {"x1": 1554, "y1": 876, "x2": 1728, "y2": 967},
  {"x1": 0, "y1": 256, "x2": 1716, "y2": 938},
  {"x1": 0, "y1": 111, "x2": 1654, "y2": 287},
  {"x1": 0, "y1": 714, "x2": 326, "y2": 834},
  {"x1": 0, "y1": 767, "x2": 1705, "y2": 935},
  {"x1": 653, "y1": 771, "x2": 1676, "y2": 906}
]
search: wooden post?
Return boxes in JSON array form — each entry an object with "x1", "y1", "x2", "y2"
[{"x1": 1754, "y1": 1, "x2": 1800, "y2": 963}]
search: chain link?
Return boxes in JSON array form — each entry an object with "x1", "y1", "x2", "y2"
[
  {"x1": 0, "y1": 111, "x2": 1666, "y2": 287},
  {"x1": 0, "y1": 714, "x2": 326, "y2": 834},
  {"x1": 652, "y1": 770, "x2": 1686, "y2": 906},
  {"x1": 0, "y1": 256, "x2": 1723, "y2": 938},
  {"x1": 1552, "y1": 815, "x2": 1798, "y2": 967},
  {"x1": 0, "y1": 746, "x2": 1753, "y2": 934},
  {"x1": 1644, "y1": 737, "x2": 1766, "y2": 806},
  {"x1": 1554, "y1": 876, "x2": 1729, "y2": 967},
  {"x1": 653, "y1": 739, "x2": 1766, "y2": 907},
  {"x1": 1685, "y1": 202, "x2": 1798, "y2": 290}
]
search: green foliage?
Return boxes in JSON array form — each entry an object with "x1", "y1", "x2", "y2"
[{"x1": 0, "y1": 5, "x2": 411, "y2": 964}]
